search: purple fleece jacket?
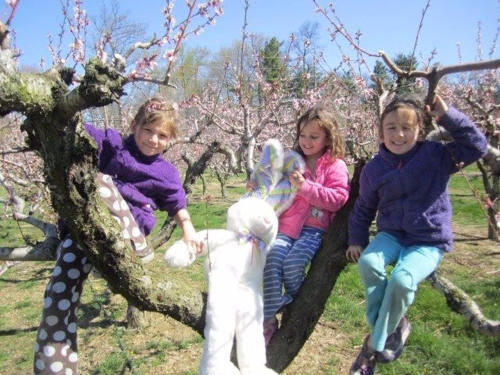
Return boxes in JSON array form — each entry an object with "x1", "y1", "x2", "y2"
[
  {"x1": 85, "y1": 123, "x2": 187, "y2": 236},
  {"x1": 348, "y1": 108, "x2": 487, "y2": 252}
]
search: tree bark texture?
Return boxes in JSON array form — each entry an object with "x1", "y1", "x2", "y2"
[{"x1": 428, "y1": 272, "x2": 500, "y2": 336}]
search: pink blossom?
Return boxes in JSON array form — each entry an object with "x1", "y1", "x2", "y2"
[
  {"x1": 198, "y1": 3, "x2": 208, "y2": 16},
  {"x1": 164, "y1": 49, "x2": 176, "y2": 62}
]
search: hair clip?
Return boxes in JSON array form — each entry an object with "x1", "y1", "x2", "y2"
[{"x1": 144, "y1": 100, "x2": 178, "y2": 113}]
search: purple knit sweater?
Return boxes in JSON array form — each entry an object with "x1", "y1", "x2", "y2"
[
  {"x1": 348, "y1": 108, "x2": 487, "y2": 252},
  {"x1": 85, "y1": 123, "x2": 187, "y2": 235}
]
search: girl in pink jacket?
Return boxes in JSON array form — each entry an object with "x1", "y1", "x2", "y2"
[{"x1": 263, "y1": 104, "x2": 350, "y2": 344}]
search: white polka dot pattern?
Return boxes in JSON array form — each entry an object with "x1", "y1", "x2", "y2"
[
  {"x1": 53, "y1": 330, "x2": 66, "y2": 341},
  {"x1": 98, "y1": 186, "x2": 112, "y2": 198},
  {"x1": 45, "y1": 315, "x2": 58, "y2": 326},
  {"x1": 43, "y1": 345, "x2": 55, "y2": 357},
  {"x1": 50, "y1": 361, "x2": 63, "y2": 372},
  {"x1": 67, "y1": 268, "x2": 80, "y2": 279},
  {"x1": 63, "y1": 252, "x2": 76, "y2": 263},
  {"x1": 62, "y1": 239, "x2": 72, "y2": 248},
  {"x1": 52, "y1": 282, "x2": 66, "y2": 293},
  {"x1": 34, "y1": 173, "x2": 152, "y2": 374}
]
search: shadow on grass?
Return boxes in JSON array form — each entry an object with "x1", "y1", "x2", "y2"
[
  {"x1": 0, "y1": 315, "x2": 126, "y2": 337},
  {"x1": 453, "y1": 231, "x2": 489, "y2": 241},
  {"x1": 0, "y1": 267, "x2": 52, "y2": 284}
]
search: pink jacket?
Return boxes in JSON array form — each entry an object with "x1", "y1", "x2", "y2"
[{"x1": 278, "y1": 151, "x2": 350, "y2": 239}]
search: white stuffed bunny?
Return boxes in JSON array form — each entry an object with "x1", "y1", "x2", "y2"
[
  {"x1": 164, "y1": 139, "x2": 304, "y2": 375},
  {"x1": 165, "y1": 197, "x2": 279, "y2": 375}
]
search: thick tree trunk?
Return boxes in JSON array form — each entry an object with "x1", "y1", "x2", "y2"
[
  {"x1": 266, "y1": 160, "x2": 364, "y2": 372},
  {"x1": 127, "y1": 302, "x2": 148, "y2": 330}
]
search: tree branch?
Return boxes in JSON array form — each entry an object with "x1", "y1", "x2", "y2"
[
  {"x1": 379, "y1": 50, "x2": 500, "y2": 105},
  {"x1": 429, "y1": 272, "x2": 500, "y2": 336}
]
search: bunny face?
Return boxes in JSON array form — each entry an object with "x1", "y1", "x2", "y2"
[{"x1": 226, "y1": 197, "x2": 278, "y2": 248}]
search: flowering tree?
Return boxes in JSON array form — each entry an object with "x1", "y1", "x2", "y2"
[
  {"x1": 1, "y1": 0, "x2": 499, "y2": 372},
  {"x1": 0, "y1": 0, "x2": 226, "y2": 331}
]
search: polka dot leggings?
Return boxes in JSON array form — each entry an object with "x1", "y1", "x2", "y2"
[{"x1": 33, "y1": 173, "x2": 150, "y2": 374}]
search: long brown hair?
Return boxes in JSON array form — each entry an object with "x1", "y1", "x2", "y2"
[{"x1": 294, "y1": 104, "x2": 345, "y2": 160}]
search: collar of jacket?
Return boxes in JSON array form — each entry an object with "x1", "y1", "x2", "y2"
[{"x1": 378, "y1": 141, "x2": 423, "y2": 168}]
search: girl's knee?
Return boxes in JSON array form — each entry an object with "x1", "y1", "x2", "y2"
[
  {"x1": 389, "y1": 269, "x2": 416, "y2": 303},
  {"x1": 357, "y1": 252, "x2": 381, "y2": 274}
]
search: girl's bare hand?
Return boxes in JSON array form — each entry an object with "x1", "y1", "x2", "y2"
[
  {"x1": 346, "y1": 245, "x2": 363, "y2": 262},
  {"x1": 289, "y1": 170, "x2": 305, "y2": 188},
  {"x1": 426, "y1": 94, "x2": 448, "y2": 121}
]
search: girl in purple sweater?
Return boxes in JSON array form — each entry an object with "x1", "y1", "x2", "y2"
[
  {"x1": 34, "y1": 98, "x2": 202, "y2": 375},
  {"x1": 346, "y1": 95, "x2": 487, "y2": 375}
]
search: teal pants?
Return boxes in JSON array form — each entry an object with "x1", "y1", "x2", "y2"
[{"x1": 357, "y1": 232, "x2": 443, "y2": 351}]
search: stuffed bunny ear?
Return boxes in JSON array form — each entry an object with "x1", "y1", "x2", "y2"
[
  {"x1": 244, "y1": 139, "x2": 305, "y2": 216},
  {"x1": 244, "y1": 139, "x2": 284, "y2": 200},
  {"x1": 266, "y1": 150, "x2": 305, "y2": 216}
]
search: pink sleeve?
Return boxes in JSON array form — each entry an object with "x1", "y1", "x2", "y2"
[{"x1": 297, "y1": 159, "x2": 350, "y2": 212}]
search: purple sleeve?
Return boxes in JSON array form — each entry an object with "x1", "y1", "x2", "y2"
[
  {"x1": 84, "y1": 123, "x2": 124, "y2": 169},
  {"x1": 155, "y1": 161, "x2": 188, "y2": 217},
  {"x1": 439, "y1": 108, "x2": 488, "y2": 172}
]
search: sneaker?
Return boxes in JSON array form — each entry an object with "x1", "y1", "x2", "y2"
[
  {"x1": 134, "y1": 240, "x2": 154, "y2": 264},
  {"x1": 349, "y1": 335, "x2": 377, "y2": 375},
  {"x1": 377, "y1": 316, "x2": 411, "y2": 363},
  {"x1": 263, "y1": 317, "x2": 278, "y2": 346}
]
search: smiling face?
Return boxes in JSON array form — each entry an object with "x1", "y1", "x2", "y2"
[
  {"x1": 298, "y1": 119, "x2": 330, "y2": 161},
  {"x1": 380, "y1": 107, "x2": 420, "y2": 155},
  {"x1": 132, "y1": 121, "x2": 171, "y2": 156}
]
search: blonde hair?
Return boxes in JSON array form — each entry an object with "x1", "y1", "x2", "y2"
[
  {"x1": 132, "y1": 98, "x2": 180, "y2": 138},
  {"x1": 294, "y1": 104, "x2": 345, "y2": 160}
]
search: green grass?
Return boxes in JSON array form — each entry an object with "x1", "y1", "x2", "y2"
[
  {"x1": 0, "y1": 170, "x2": 498, "y2": 374},
  {"x1": 449, "y1": 166, "x2": 488, "y2": 227}
]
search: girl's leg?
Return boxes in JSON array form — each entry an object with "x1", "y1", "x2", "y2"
[
  {"x1": 357, "y1": 232, "x2": 402, "y2": 330},
  {"x1": 263, "y1": 234, "x2": 294, "y2": 321},
  {"x1": 96, "y1": 173, "x2": 151, "y2": 261},
  {"x1": 282, "y1": 227, "x2": 324, "y2": 298},
  {"x1": 370, "y1": 245, "x2": 443, "y2": 351},
  {"x1": 34, "y1": 236, "x2": 92, "y2": 375},
  {"x1": 34, "y1": 173, "x2": 149, "y2": 374}
]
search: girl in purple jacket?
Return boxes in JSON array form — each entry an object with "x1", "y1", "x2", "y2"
[
  {"x1": 34, "y1": 98, "x2": 202, "y2": 375},
  {"x1": 263, "y1": 105, "x2": 350, "y2": 345},
  {"x1": 346, "y1": 95, "x2": 487, "y2": 375}
]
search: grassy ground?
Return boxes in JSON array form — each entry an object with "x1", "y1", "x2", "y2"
[{"x1": 0, "y1": 169, "x2": 499, "y2": 374}]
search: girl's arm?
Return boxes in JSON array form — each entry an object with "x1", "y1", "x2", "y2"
[
  {"x1": 295, "y1": 160, "x2": 350, "y2": 212},
  {"x1": 428, "y1": 95, "x2": 488, "y2": 171},
  {"x1": 174, "y1": 208, "x2": 204, "y2": 254}
]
